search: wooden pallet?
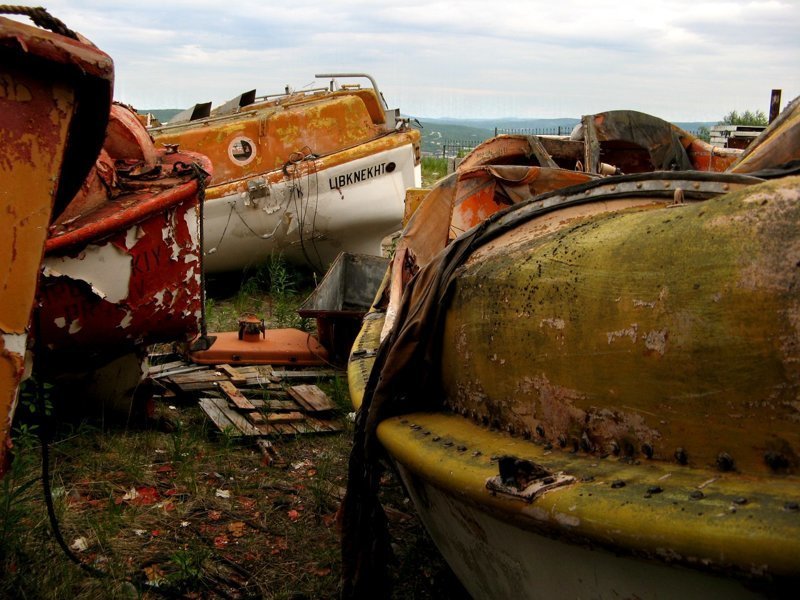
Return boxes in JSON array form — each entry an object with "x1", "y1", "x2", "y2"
[{"x1": 151, "y1": 359, "x2": 343, "y2": 439}]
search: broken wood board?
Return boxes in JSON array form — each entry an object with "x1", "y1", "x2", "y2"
[
  {"x1": 287, "y1": 385, "x2": 336, "y2": 413},
  {"x1": 162, "y1": 366, "x2": 281, "y2": 393},
  {"x1": 199, "y1": 398, "x2": 261, "y2": 437},
  {"x1": 219, "y1": 381, "x2": 257, "y2": 411},
  {"x1": 217, "y1": 364, "x2": 247, "y2": 384}
]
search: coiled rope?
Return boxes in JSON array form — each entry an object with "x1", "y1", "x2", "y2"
[{"x1": 0, "y1": 5, "x2": 78, "y2": 39}]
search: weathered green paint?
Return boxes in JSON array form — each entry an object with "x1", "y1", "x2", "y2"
[{"x1": 442, "y1": 176, "x2": 800, "y2": 476}]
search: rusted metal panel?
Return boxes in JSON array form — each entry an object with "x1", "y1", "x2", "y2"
[
  {"x1": 442, "y1": 176, "x2": 800, "y2": 477},
  {"x1": 37, "y1": 104, "x2": 212, "y2": 361},
  {"x1": 0, "y1": 14, "x2": 112, "y2": 471}
]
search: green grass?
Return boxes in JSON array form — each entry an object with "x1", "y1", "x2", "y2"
[
  {"x1": 0, "y1": 270, "x2": 466, "y2": 599},
  {"x1": 421, "y1": 156, "x2": 448, "y2": 188}
]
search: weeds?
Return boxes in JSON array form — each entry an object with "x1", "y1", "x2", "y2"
[{"x1": 421, "y1": 156, "x2": 448, "y2": 187}]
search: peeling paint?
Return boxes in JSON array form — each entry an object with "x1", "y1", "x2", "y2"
[
  {"x1": 607, "y1": 324, "x2": 638, "y2": 345},
  {"x1": 644, "y1": 329, "x2": 668, "y2": 355},
  {"x1": 540, "y1": 317, "x2": 565, "y2": 330},
  {"x1": 554, "y1": 512, "x2": 581, "y2": 527},
  {"x1": 43, "y1": 243, "x2": 132, "y2": 303},
  {"x1": 0, "y1": 333, "x2": 26, "y2": 356}
]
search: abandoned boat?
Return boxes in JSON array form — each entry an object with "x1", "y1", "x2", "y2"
[
  {"x1": 462, "y1": 110, "x2": 742, "y2": 177},
  {"x1": 150, "y1": 74, "x2": 422, "y2": 273},
  {"x1": 37, "y1": 102, "x2": 211, "y2": 388},
  {"x1": 0, "y1": 12, "x2": 113, "y2": 470},
  {"x1": 344, "y1": 102, "x2": 800, "y2": 598}
]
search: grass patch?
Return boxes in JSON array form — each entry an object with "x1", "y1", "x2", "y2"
[{"x1": 421, "y1": 156, "x2": 448, "y2": 187}]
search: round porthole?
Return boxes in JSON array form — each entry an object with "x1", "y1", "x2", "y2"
[{"x1": 228, "y1": 136, "x2": 257, "y2": 166}]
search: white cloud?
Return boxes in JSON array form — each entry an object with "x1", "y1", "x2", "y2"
[{"x1": 9, "y1": 0, "x2": 798, "y2": 119}]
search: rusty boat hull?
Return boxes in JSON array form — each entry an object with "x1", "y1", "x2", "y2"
[
  {"x1": 0, "y1": 15, "x2": 112, "y2": 469},
  {"x1": 461, "y1": 110, "x2": 742, "y2": 177},
  {"x1": 347, "y1": 106, "x2": 800, "y2": 597},
  {"x1": 151, "y1": 75, "x2": 421, "y2": 273},
  {"x1": 38, "y1": 104, "x2": 212, "y2": 369}
]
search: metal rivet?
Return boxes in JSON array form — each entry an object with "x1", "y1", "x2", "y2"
[
  {"x1": 611, "y1": 480, "x2": 626, "y2": 489},
  {"x1": 636, "y1": 182, "x2": 643, "y2": 189},
  {"x1": 717, "y1": 452, "x2": 735, "y2": 472},
  {"x1": 674, "y1": 447, "x2": 688, "y2": 465}
]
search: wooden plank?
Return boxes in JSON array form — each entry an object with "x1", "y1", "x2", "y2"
[
  {"x1": 218, "y1": 364, "x2": 247, "y2": 384},
  {"x1": 289, "y1": 420, "x2": 314, "y2": 434},
  {"x1": 169, "y1": 371, "x2": 227, "y2": 384},
  {"x1": 270, "y1": 422, "x2": 298, "y2": 435},
  {"x1": 287, "y1": 384, "x2": 335, "y2": 413},
  {"x1": 255, "y1": 423, "x2": 279, "y2": 436},
  {"x1": 240, "y1": 388, "x2": 288, "y2": 400},
  {"x1": 198, "y1": 398, "x2": 241, "y2": 436},
  {"x1": 152, "y1": 365, "x2": 208, "y2": 379},
  {"x1": 203, "y1": 397, "x2": 262, "y2": 436},
  {"x1": 271, "y1": 369, "x2": 337, "y2": 380},
  {"x1": 248, "y1": 399, "x2": 299, "y2": 411},
  {"x1": 308, "y1": 417, "x2": 343, "y2": 433},
  {"x1": 246, "y1": 411, "x2": 266, "y2": 425},
  {"x1": 148, "y1": 359, "x2": 189, "y2": 375},
  {"x1": 266, "y1": 411, "x2": 304, "y2": 423},
  {"x1": 219, "y1": 381, "x2": 257, "y2": 411}
]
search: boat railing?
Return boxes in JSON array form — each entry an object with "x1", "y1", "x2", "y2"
[{"x1": 315, "y1": 73, "x2": 387, "y2": 109}]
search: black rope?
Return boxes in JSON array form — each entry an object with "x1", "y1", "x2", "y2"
[{"x1": 0, "y1": 5, "x2": 79, "y2": 39}]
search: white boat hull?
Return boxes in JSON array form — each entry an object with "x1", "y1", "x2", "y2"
[
  {"x1": 396, "y1": 464, "x2": 762, "y2": 600},
  {"x1": 203, "y1": 144, "x2": 420, "y2": 272}
]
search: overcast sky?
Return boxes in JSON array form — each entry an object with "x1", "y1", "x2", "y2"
[{"x1": 15, "y1": 0, "x2": 800, "y2": 120}]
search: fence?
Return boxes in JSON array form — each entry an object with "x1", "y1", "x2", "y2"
[
  {"x1": 494, "y1": 126, "x2": 572, "y2": 136},
  {"x1": 438, "y1": 127, "x2": 571, "y2": 158}
]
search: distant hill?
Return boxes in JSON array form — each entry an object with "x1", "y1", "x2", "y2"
[
  {"x1": 139, "y1": 109, "x2": 182, "y2": 124},
  {"x1": 415, "y1": 116, "x2": 715, "y2": 156}
]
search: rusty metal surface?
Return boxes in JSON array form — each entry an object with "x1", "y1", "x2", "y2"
[
  {"x1": 37, "y1": 106, "x2": 212, "y2": 363},
  {"x1": 731, "y1": 95, "x2": 800, "y2": 174},
  {"x1": 0, "y1": 15, "x2": 113, "y2": 471},
  {"x1": 442, "y1": 176, "x2": 800, "y2": 477},
  {"x1": 152, "y1": 90, "x2": 402, "y2": 188}
]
